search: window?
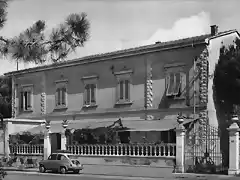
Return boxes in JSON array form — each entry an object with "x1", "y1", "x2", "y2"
[
  {"x1": 48, "y1": 154, "x2": 57, "y2": 160},
  {"x1": 19, "y1": 85, "x2": 33, "y2": 111},
  {"x1": 166, "y1": 72, "x2": 186, "y2": 97},
  {"x1": 55, "y1": 80, "x2": 68, "y2": 109},
  {"x1": 82, "y1": 75, "x2": 98, "y2": 107},
  {"x1": 118, "y1": 79, "x2": 130, "y2": 101},
  {"x1": 84, "y1": 84, "x2": 96, "y2": 106},
  {"x1": 114, "y1": 69, "x2": 133, "y2": 104},
  {"x1": 57, "y1": 154, "x2": 67, "y2": 161}
]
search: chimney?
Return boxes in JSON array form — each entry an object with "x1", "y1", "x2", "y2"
[{"x1": 210, "y1": 25, "x2": 218, "y2": 36}]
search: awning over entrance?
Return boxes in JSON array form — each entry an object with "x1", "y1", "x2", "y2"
[
  {"x1": 118, "y1": 115, "x2": 197, "y2": 132},
  {"x1": 10, "y1": 115, "x2": 198, "y2": 135},
  {"x1": 10, "y1": 123, "x2": 63, "y2": 135},
  {"x1": 10, "y1": 120, "x2": 119, "y2": 135}
]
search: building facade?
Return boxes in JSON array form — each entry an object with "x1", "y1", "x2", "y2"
[{"x1": 2, "y1": 26, "x2": 239, "y2": 154}]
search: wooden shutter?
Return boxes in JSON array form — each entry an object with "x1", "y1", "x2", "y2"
[
  {"x1": 91, "y1": 84, "x2": 96, "y2": 104},
  {"x1": 119, "y1": 80, "x2": 124, "y2": 100},
  {"x1": 61, "y1": 87, "x2": 66, "y2": 105},
  {"x1": 20, "y1": 92, "x2": 23, "y2": 111},
  {"x1": 24, "y1": 91, "x2": 28, "y2": 110},
  {"x1": 125, "y1": 80, "x2": 129, "y2": 100},
  {"x1": 166, "y1": 73, "x2": 174, "y2": 96},
  {"x1": 27, "y1": 91, "x2": 32, "y2": 109},
  {"x1": 173, "y1": 73, "x2": 181, "y2": 96},
  {"x1": 180, "y1": 72, "x2": 186, "y2": 96},
  {"x1": 116, "y1": 81, "x2": 120, "y2": 102}
]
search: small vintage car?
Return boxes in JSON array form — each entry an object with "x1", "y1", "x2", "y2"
[{"x1": 39, "y1": 150, "x2": 83, "y2": 174}]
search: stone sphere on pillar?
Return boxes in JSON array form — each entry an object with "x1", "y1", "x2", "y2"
[
  {"x1": 62, "y1": 119, "x2": 68, "y2": 128},
  {"x1": 177, "y1": 113, "x2": 184, "y2": 124},
  {"x1": 232, "y1": 114, "x2": 239, "y2": 124},
  {"x1": 45, "y1": 120, "x2": 51, "y2": 130}
]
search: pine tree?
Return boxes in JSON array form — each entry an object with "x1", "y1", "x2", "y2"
[{"x1": 0, "y1": 0, "x2": 90, "y2": 64}]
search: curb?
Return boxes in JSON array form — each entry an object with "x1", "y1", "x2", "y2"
[{"x1": 6, "y1": 171, "x2": 161, "y2": 180}]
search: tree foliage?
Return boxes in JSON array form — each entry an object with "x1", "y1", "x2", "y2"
[
  {"x1": 0, "y1": 75, "x2": 11, "y2": 118},
  {"x1": 0, "y1": 0, "x2": 90, "y2": 64},
  {"x1": 214, "y1": 38, "x2": 240, "y2": 113}
]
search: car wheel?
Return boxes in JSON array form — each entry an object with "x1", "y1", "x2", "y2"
[
  {"x1": 73, "y1": 170, "x2": 80, "y2": 174},
  {"x1": 39, "y1": 165, "x2": 46, "y2": 173},
  {"x1": 60, "y1": 166, "x2": 66, "y2": 174}
]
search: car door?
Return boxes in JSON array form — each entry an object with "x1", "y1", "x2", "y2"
[
  {"x1": 56, "y1": 154, "x2": 69, "y2": 169},
  {"x1": 46, "y1": 154, "x2": 57, "y2": 170}
]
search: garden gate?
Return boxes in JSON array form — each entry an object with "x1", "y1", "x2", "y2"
[{"x1": 184, "y1": 120, "x2": 227, "y2": 174}]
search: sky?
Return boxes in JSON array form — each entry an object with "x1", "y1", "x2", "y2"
[{"x1": 0, "y1": 0, "x2": 239, "y2": 75}]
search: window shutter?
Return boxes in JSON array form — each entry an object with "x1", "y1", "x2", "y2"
[
  {"x1": 27, "y1": 91, "x2": 32, "y2": 109},
  {"x1": 91, "y1": 84, "x2": 96, "y2": 104},
  {"x1": 24, "y1": 91, "x2": 28, "y2": 110},
  {"x1": 20, "y1": 92, "x2": 23, "y2": 110},
  {"x1": 125, "y1": 80, "x2": 129, "y2": 100},
  {"x1": 55, "y1": 88, "x2": 59, "y2": 106},
  {"x1": 180, "y1": 72, "x2": 186, "y2": 95},
  {"x1": 116, "y1": 81, "x2": 120, "y2": 102},
  {"x1": 166, "y1": 73, "x2": 174, "y2": 96},
  {"x1": 119, "y1": 80, "x2": 124, "y2": 100},
  {"x1": 61, "y1": 87, "x2": 66, "y2": 105},
  {"x1": 173, "y1": 73, "x2": 181, "y2": 96}
]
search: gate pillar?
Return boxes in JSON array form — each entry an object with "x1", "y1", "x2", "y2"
[
  {"x1": 227, "y1": 115, "x2": 240, "y2": 175},
  {"x1": 61, "y1": 120, "x2": 68, "y2": 150},
  {"x1": 175, "y1": 114, "x2": 186, "y2": 173},
  {"x1": 44, "y1": 120, "x2": 51, "y2": 160}
]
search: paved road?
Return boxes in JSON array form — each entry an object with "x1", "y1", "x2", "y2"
[
  {"x1": 4, "y1": 172, "x2": 157, "y2": 180},
  {"x1": 3, "y1": 172, "x2": 240, "y2": 180}
]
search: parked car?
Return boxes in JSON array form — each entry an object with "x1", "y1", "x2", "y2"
[{"x1": 39, "y1": 150, "x2": 83, "y2": 174}]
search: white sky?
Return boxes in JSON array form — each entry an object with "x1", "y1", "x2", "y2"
[{"x1": 0, "y1": 0, "x2": 239, "y2": 74}]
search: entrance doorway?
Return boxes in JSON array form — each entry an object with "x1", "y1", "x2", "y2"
[{"x1": 51, "y1": 133, "x2": 61, "y2": 153}]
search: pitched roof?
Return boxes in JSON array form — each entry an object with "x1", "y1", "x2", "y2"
[{"x1": 4, "y1": 29, "x2": 238, "y2": 76}]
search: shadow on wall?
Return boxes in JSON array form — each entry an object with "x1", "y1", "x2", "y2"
[{"x1": 158, "y1": 89, "x2": 170, "y2": 109}]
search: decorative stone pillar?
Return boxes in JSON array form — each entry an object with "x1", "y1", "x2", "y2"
[
  {"x1": 40, "y1": 92, "x2": 46, "y2": 115},
  {"x1": 11, "y1": 76, "x2": 16, "y2": 118},
  {"x1": 44, "y1": 120, "x2": 51, "y2": 160},
  {"x1": 175, "y1": 114, "x2": 186, "y2": 173},
  {"x1": 144, "y1": 60, "x2": 153, "y2": 120},
  {"x1": 227, "y1": 115, "x2": 240, "y2": 175},
  {"x1": 61, "y1": 120, "x2": 68, "y2": 150},
  {"x1": 199, "y1": 48, "x2": 209, "y2": 105}
]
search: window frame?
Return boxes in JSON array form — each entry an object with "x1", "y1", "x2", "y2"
[
  {"x1": 55, "y1": 79, "x2": 68, "y2": 109},
  {"x1": 164, "y1": 63, "x2": 186, "y2": 98},
  {"x1": 19, "y1": 84, "x2": 34, "y2": 112},
  {"x1": 81, "y1": 75, "x2": 99, "y2": 108},
  {"x1": 114, "y1": 69, "x2": 133, "y2": 105}
]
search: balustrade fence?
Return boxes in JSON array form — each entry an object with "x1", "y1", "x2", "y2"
[
  {"x1": 9, "y1": 143, "x2": 176, "y2": 158},
  {"x1": 66, "y1": 143, "x2": 176, "y2": 157},
  {"x1": 9, "y1": 144, "x2": 44, "y2": 155}
]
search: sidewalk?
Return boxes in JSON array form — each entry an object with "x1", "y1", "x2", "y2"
[{"x1": 2, "y1": 165, "x2": 233, "y2": 179}]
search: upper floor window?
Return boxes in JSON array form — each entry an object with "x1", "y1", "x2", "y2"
[
  {"x1": 20, "y1": 85, "x2": 33, "y2": 112},
  {"x1": 164, "y1": 63, "x2": 186, "y2": 98},
  {"x1": 55, "y1": 80, "x2": 68, "y2": 109},
  {"x1": 84, "y1": 84, "x2": 96, "y2": 105},
  {"x1": 114, "y1": 69, "x2": 133, "y2": 104},
  {"x1": 118, "y1": 79, "x2": 130, "y2": 101},
  {"x1": 82, "y1": 75, "x2": 98, "y2": 107}
]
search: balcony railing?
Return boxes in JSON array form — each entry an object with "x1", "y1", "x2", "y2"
[
  {"x1": 9, "y1": 144, "x2": 44, "y2": 155},
  {"x1": 66, "y1": 143, "x2": 176, "y2": 157}
]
